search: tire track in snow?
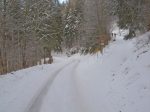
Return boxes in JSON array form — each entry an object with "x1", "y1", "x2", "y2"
[
  {"x1": 24, "y1": 60, "x2": 79, "y2": 112},
  {"x1": 71, "y1": 61, "x2": 91, "y2": 112},
  {"x1": 71, "y1": 62, "x2": 91, "y2": 112},
  {"x1": 38, "y1": 60, "x2": 81, "y2": 112}
]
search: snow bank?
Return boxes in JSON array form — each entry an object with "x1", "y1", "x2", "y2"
[{"x1": 74, "y1": 32, "x2": 150, "y2": 112}]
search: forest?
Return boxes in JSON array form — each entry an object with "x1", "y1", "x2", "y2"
[{"x1": 0, "y1": 0, "x2": 150, "y2": 75}]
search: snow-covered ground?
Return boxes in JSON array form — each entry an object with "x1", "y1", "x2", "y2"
[{"x1": 0, "y1": 32, "x2": 150, "y2": 112}]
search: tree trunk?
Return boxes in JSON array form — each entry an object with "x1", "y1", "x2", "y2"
[
  {"x1": 43, "y1": 47, "x2": 47, "y2": 64},
  {"x1": 1, "y1": 0, "x2": 8, "y2": 74},
  {"x1": 0, "y1": 50, "x2": 4, "y2": 75},
  {"x1": 48, "y1": 49, "x2": 53, "y2": 64}
]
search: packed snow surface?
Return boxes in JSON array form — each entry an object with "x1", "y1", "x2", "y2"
[{"x1": 0, "y1": 32, "x2": 150, "y2": 112}]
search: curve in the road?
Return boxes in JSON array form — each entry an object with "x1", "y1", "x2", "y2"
[{"x1": 24, "y1": 60, "x2": 79, "y2": 112}]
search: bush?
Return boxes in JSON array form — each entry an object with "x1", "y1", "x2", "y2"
[{"x1": 124, "y1": 29, "x2": 136, "y2": 40}]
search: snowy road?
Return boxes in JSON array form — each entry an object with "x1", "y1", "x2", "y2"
[
  {"x1": 26, "y1": 60, "x2": 80, "y2": 112},
  {"x1": 39, "y1": 60, "x2": 83, "y2": 112},
  {"x1": 0, "y1": 32, "x2": 150, "y2": 112}
]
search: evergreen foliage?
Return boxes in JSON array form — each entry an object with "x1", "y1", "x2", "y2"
[{"x1": 0, "y1": 0, "x2": 150, "y2": 74}]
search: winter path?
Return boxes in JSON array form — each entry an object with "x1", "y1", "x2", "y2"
[
  {"x1": 26, "y1": 60, "x2": 80, "y2": 112},
  {"x1": 0, "y1": 32, "x2": 150, "y2": 112}
]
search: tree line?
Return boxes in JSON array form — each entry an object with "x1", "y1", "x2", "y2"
[
  {"x1": 63, "y1": 0, "x2": 150, "y2": 52},
  {"x1": 0, "y1": 0, "x2": 150, "y2": 74},
  {"x1": 0, "y1": 0, "x2": 63, "y2": 74}
]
